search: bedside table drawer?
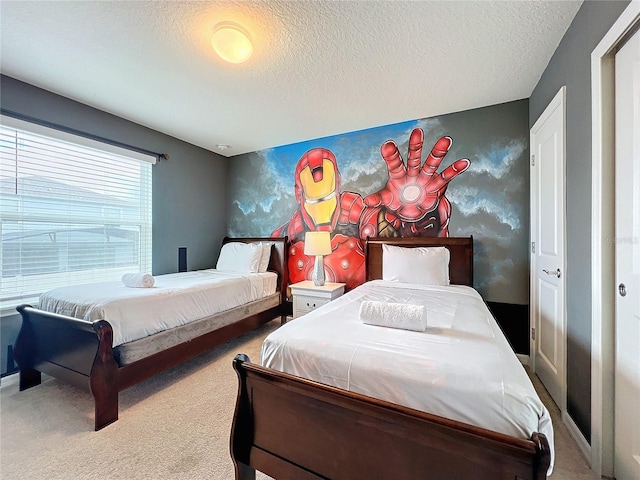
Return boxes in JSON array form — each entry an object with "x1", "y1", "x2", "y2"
[
  {"x1": 293, "y1": 295, "x2": 331, "y2": 317},
  {"x1": 289, "y1": 281, "x2": 346, "y2": 319}
]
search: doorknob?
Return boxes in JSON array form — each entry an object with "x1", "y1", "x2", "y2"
[
  {"x1": 619, "y1": 283, "x2": 627, "y2": 297},
  {"x1": 543, "y1": 268, "x2": 561, "y2": 278}
]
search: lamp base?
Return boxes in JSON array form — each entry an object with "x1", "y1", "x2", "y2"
[{"x1": 311, "y1": 255, "x2": 325, "y2": 286}]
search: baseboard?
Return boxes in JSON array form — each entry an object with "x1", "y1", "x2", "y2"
[
  {"x1": 517, "y1": 354, "x2": 530, "y2": 366},
  {"x1": 563, "y1": 411, "x2": 592, "y2": 465}
]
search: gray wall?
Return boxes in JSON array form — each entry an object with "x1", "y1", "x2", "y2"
[
  {"x1": 529, "y1": 0, "x2": 630, "y2": 441},
  {"x1": 0, "y1": 75, "x2": 229, "y2": 375}
]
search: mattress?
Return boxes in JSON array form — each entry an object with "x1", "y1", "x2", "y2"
[
  {"x1": 38, "y1": 270, "x2": 278, "y2": 347},
  {"x1": 261, "y1": 280, "x2": 554, "y2": 473},
  {"x1": 114, "y1": 293, "x2": 280, "y2": 365}
]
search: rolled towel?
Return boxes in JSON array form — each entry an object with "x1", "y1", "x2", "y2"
[
  {"x1": 121, "y1": 273, "x2": 155, "y2": 288},
  {"x1": 359, "y1": 300, "x2": 426, "y2": 332}
]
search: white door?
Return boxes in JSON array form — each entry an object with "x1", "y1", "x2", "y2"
[
  {"x1": 614, "y1": 27, "x2": 640, "y2": 480},
  {"x1": 530, "y1": 87, "x2": 566, "y2": 410}
]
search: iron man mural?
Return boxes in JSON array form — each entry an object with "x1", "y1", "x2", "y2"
[{"x1": 272, "y1": 128, "x2": 470, "y2": 289}]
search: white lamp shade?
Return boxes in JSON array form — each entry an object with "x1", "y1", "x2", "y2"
[
  {"x1": 304, "y1": 231, "x2": 332, "y2": 256},
  {"x1": 211, "y1": 22, "x2": 253, "y2": 64}
]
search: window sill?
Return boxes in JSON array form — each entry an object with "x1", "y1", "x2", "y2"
[{"x1": 1, "y1": 297, "x2": 38, "y2": 318}]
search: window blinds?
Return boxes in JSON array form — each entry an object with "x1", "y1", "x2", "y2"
[{"x1": 0, "y1": 115, "x2": 153, "y2": 312}]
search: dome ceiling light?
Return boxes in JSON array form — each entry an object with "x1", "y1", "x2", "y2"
[{"x1": 211, "y1": 22, "x2": 253, "y2": 64}]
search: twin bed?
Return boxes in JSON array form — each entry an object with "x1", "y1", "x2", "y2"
[
  {"x1": 230, "y1": 237, "x2": 554, "y2": 480},
  {"x1": 14, "y1": 235, "x2": 553, "y2": 479},
  {"x1": 14, "y1": 236, "x2": 288, "y2": 431}
]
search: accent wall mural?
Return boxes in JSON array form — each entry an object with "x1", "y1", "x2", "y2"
[
  {"x1": 271, "y1": 127, "x2": 469, "y2": 290},
  {"x1": 228, "y1": 100, "x2": 529, "y2": 304}
]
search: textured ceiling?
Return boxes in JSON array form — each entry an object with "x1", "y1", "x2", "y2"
[{"x1": 0, "y1": 1, "x2": 582, "y2": 157}]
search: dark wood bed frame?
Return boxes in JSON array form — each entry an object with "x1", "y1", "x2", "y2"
[
  {"x1": 230, "y1": 236, "x2": 552, "y2": 480},
  {"x1": 14, "y1": 236, "x2": 288, "y2": 431}
]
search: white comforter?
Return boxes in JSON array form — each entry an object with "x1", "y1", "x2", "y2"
[
  {"x1": 39, "y1": 270, "x2": 277, "y2": 347},
  {"x1": 261, "y1": 280, "x2": 554, "y2": 473}
]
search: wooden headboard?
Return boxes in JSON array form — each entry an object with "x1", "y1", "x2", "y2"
[
  {"x1": 365, "y1": 236, "x2": 474, "y2": 286},
  {"x1": 222, "y1": 236, "x2": 289, "y2": 304}
]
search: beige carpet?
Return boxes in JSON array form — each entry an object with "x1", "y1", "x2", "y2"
[{"x1": 1, "y1": 319, "x2": 597, "y2": 479}]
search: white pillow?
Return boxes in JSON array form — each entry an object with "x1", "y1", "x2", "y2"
[
  {"x1": 216, "y1": 242, "x2": 262, "y2": 273},
  {"x1": 254, "y1": 242, "x2": 273, "y2": 273},
  {"x1": 382, "y1": 244, "x2": 450, "y2": 285}
]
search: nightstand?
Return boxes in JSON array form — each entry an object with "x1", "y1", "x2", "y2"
[{"x1": 290, "y1": 280, "x2": 345, "y2": 319}]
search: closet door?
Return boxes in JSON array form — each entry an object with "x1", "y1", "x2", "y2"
[{"x1": 614, "y1": 26, "x2": 640, "y2": 480}]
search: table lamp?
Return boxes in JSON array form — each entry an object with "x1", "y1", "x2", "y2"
[{"x1": 304, "y1": 231, "x2": 332, "y2": 286}]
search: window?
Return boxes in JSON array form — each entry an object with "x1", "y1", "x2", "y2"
[{"x1": 0, "y1": 115, "x2": 154, "y2": 313}]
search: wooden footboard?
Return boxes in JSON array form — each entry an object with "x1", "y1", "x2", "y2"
[
  {"x1": 230, "y1": 354, "x2": 551, "y2": 480},
  {"x1": 14, "y1": 305, "x2": 119, "y2": 430}
]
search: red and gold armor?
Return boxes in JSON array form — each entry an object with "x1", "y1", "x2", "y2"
[
  {"x1": 288, "y1": 234, "x2": 365, "y2": 291},
  {"x1": 272, "y1": 148, "x2": 370, "y2": 286},
  {"x1": 272, "y1": 128, "x2": 470, "y2": 289}
]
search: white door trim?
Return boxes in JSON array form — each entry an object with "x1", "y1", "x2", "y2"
[
  {"x1": 591, "y1": 2, "x2": 640, "y2": 477},
  {"x1": 529, "y1": 85, "x2": 567, "y2": 415}
]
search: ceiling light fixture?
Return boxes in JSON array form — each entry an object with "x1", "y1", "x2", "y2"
[{"x1": 211, "y1": 22, "x2": 253, "y2": 64}]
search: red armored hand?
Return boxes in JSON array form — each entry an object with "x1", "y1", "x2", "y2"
[{"x1": 364, "y1": 128, "x2": 470, "y2": 230}]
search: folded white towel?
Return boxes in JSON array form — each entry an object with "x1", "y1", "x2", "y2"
[
  {"x1": 359, "y1": 300, "x2": 427, "y2": 332},
  {"x1": 121, "y1": 273, "x2": 155, "y2": 288}
]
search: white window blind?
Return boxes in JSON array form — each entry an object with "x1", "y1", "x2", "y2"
[{"x1": 0, "y1": 115, "x2": 153, "y2": 313}]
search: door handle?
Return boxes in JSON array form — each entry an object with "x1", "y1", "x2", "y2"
[
  {"x1": 619, "y1": 283, "x2": 627, "y2": 297},
  {"x1": 543, "y1": 268, "x2": 561, "y2": 278}
]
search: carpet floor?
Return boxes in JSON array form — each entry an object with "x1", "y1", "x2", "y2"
[{"x1": 1, "y1": 319, "x2": 598, "y2": 479}]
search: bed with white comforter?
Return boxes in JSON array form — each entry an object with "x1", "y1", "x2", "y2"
[
  {"x1": 15, "y1": 236, "x2": 288, "y2": 431},
  {"x1": 261, "y1": 279, "x2": 554, "y2": 473},
  {"x1": 40, "y1": 269, "x2": 277, "y2": 348}
]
